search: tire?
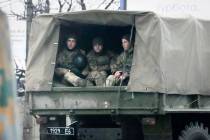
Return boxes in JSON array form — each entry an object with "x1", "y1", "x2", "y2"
[{"x1": 179, "y1": 122, "x2": 210, "y2": 140}]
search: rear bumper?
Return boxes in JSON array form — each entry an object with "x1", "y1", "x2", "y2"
[{"x1": 28, "y1": 86, "x2": 210, "y2": 115}]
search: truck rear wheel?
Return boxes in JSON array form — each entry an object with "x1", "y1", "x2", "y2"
[{"x1": 178, "y1": 122, "x2": 210, "y2": 140}]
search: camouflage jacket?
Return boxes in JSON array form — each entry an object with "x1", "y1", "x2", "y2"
[
  {"x1": 111, "y1": 47, "x2": 134, "y2": 74},
  {"x1": 56, "y1": 47, "x2": 88, "y2": 76},
  {"x1": 87, "y1": 50, "x2": 116, "y2": 72}
]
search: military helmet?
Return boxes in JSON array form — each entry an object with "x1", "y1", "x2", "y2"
[
  {"x1": 67, "y1": 33, "x2": 77, "y2": 41},
  {"x1": 92, "y1": 37, "x2": 104, "y2": 46},
  {"x1": 72, "y1": 53, "x2": 87, "y2": 70},
  {"x1": 122, "y1": 34, "x2": 130, "y2": 42}
]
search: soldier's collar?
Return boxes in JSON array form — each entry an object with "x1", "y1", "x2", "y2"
[
  {"x1": 93, "y1": 50, "x2": 105, "y2": 55},
  {"x1": 129, "y1": 47, "x2": 134, "y2": 53},
  {"x1": 125, "y1": 47, "x2": 134, "y2": 53},
  {"x1": 66, "y1": 46, "x2": 78, "y2": 51}
]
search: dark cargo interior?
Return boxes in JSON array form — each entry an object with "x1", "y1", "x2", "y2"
[
  {"x1": 58, "y1": 22, "x2": 134, "y2": 54},
  {"x1": 53, "y1": 22, "x2": 135, "y2": 86}
]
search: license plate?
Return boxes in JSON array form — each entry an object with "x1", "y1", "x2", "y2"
[{"x1": 47, "y1": 127, "x2": 75, "y2": 135}]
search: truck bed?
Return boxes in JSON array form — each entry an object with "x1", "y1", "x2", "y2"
[{"x1": 29, "y1": 86, "x2": 210, "y2": 115}]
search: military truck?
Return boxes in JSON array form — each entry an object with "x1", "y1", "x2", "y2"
[{"x1": 26, "y1": 10, "x2": 210, "y2": 140}]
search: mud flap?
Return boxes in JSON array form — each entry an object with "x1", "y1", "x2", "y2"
[{"x1": 142, "y1": 115, "x2": 173, "y2": 140}]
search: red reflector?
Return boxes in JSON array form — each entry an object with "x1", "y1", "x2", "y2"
[
  {"x1": 142, "y1": 117, "x2": 156, "y2": 125},
  {"x1": 36, "y1": 116, "x2": 47, "y2": 124}
]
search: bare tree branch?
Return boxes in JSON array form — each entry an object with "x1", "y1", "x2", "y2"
[
  {"x1": 10, "y1": 0, "x2": 120, "y2": 20},
  {"x1": 58, "y1": 0, "x2": 66, "y2": 12},
  {"x1": 10, "y1": 10, "x2": 26, "y2": 20},
  {"x1": 105, "y1": 0, "x2": 114, "y2": 9},
  {"x1": 96, "y1": 0, "x2": 106, "y2": 9},
  {"x1": 45, "y1": 0, "x2": 50, "y2": 13},
  {"x1": 77, "y1": 0, "x2": 86, "y2": 10},
  {"x1": 65, "y1": 0, "x2": 73, "y2": 12}
]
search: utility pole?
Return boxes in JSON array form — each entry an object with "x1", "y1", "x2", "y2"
[
  {"x1": 26, "y1": 0, "x2": 33, "y2": 62},
  {"x1": 23, "y1": 1, "x2": 33, "y2": 140},
  {"x1": 120, "y1": 0, "x2": 126, "y2": 10}
]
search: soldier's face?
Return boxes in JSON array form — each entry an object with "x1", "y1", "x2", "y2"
[
  {"x1": 67, "y1": 38, "x2": 76, "y2": 50},
  {"x1": 93, "y1": 44, "x2": 103, "y2": 53},
  {"x1": 122, "y1": 39, "x2": 130, "y2": 51}
]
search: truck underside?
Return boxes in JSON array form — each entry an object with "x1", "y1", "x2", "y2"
[{"x1": 28, "y1": 87, "x2": 210, "y2": 140}]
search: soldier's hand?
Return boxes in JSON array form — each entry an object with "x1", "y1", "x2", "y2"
[
  {"x1": 120, "y1": 72, "x2": 129, "y2": 80},
  {"x1": 123, "y1": 72, "x2": 129, "y2": 78},
  {"x1": 55, "y1": 68, "x2": 69, "y2": 76},
  {"x1": 114, "y1": 71, "x2": 122, "y2": 78},
  {"x1": 87, "y1": 77, "x2": 95, "y2": 81}
]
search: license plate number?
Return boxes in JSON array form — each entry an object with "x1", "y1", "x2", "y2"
[{"x1": 47, "y1": 127, "x2": 74, "y2": 135}]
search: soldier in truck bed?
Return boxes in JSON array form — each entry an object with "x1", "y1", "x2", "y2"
[
  {"x1": 55, "y1": 34, "x2": 88, "y2": 87},
  {"x1": 105, "y1": 34, "x2": 134, "y2": 86},
  {"x1": 86, "y1": 37, "x2": 116, "y2": 86}
]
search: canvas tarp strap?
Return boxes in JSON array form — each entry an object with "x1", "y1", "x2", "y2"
[
  {"x1": 26, "y1": 16, "x2": 60, "y2": 91},
  {"x1": 128, "y1": 14, "x2": 210, "y2": 95}
]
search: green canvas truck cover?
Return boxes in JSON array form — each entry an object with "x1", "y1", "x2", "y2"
[{"x1": 26, "y1": 10, "x2": 210, "y2": 95}]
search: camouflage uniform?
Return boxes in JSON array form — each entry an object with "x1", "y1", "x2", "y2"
[
  {"x1": 106, "y1": 47, "x2": 134, "y2": 86},
  {"x1": 55, "y1": 48, "x2": 88, "y2": 87},
  {"x1": 86, "y1": 50, "x2": 116, "y2": 86}
]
